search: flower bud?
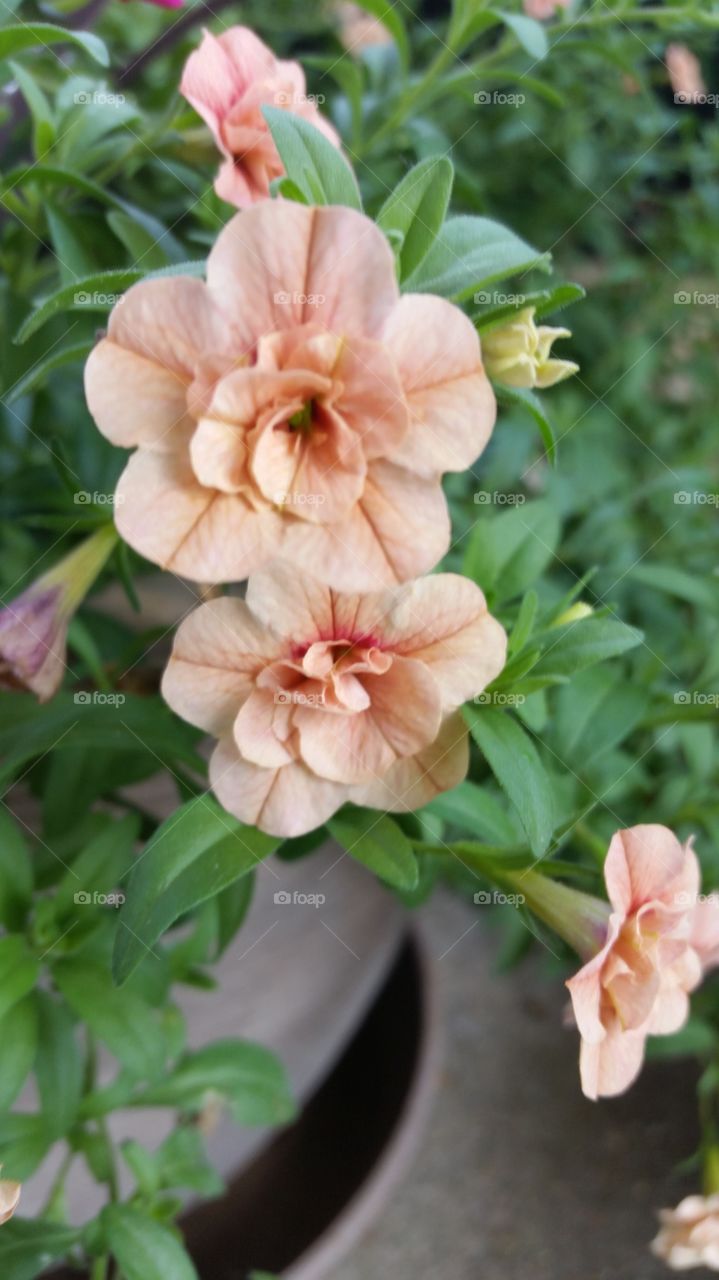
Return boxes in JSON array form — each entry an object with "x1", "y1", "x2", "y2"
[
  {"x1": 482, "y1": 306, "x2": 579, "y2": 390},
  {"x1": 0, "y1": 525, "x2": 117, "y2": 702},
  {"x1": 553, "y1": 601, "x2": 593, "y2": 627},
  {"x1": 0, "y1": 1175, "x2": 20, "y2": 1225}
]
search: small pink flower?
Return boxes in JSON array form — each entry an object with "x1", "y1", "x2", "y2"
[
  {"x1": 666, "y1": 43, "x2": 706, "y2": 104},
  {"x1": 523, "y1": 0, "x2": 569, "y2": 19},
  {"x1": 336, "y1": 3, "x2": 393, "y2": 53},
  {"x1": 161, "y1": 564, "x2": 507, "y2": 837},
  {"x1": 181, "y1": 27, "x2": 341, "y2": 208},
  {"x1": 567, "y1": 825, "x2": 719, "y2": 1100},
  {"x1": 85, "y1": 200, "x2": 496, "y2": 590},
  {"x1": 652, "y1": 1194, "x2": 719, "y2": 1271}
]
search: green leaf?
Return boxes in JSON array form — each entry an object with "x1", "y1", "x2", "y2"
[
  {"x1": 425, "y1": 781, "x2": 520, "y2": 844},
  {"x1": 0, "y1": 693, "x2": 204, "y2": 787},
  {"x1": 465, "y1": 707, "x2": 554, "y2": 858},
  {"x1": 215, "y1": 873, "x2": 255, "y2": 959},
  {"x1": 106, "y1": 210, "x2": 171, "y2": 271},
  {"x1": 102, "y1": 1206, "x2": 198, "y2": 1280},
  {"x1": 533, "y1": 616, "x2": 643, "y2": 679},
  {"x1": 0, "y1": 1220, "x2": 80, "y2": 1280},
  {"x1": 0, "y1": 937, "x2": 39, "y2": 1023},
  {"x1": 404, "y1": 215, "x2": 548, "y2": 301},
  {"x1": 377, "y1": 156, "x2": 453, "y2": 281},
  {"x1": 4, "y1": 339, "x2": 94, "y2": 404},
  {"x1": 630, "y1": 562, "x2": 719, "y2": 612},
  {"x1": 53, "y1": 961, "x2": 165, "y2": 1080},
  {"x1": 112, "y1": 797, "x2": 278, "y2": 985},
  {"x1": 54, "y1": 814, "x2": 139, "y2": 916},
  {"x1": 0, "y1": 1116, "x2": 52, "y2": 1180},
  {"x1": 463, "y1": 499, "x2": 560, "y2": 602},
  {"x1": 153, "y1": 1127, "x2": 224, "y2": 1195},
  {"x1": 132, "y1": 1039, "x2": 295, "y2": 1127},
  {"x1": 497, "y1": 384, "x2": 557, "y2": 463},
  {"x1": 0, "y1": 809, "x2": 33, "y2": 930},
  {"x1": 34, "y1": 993, "x2": 83, "y2": 1137},
  {"x1": 7, "y1": 61, "x2": 55, "y2": 158},
  {"x1": 0, "y1": 998, "x2": 37, "y2": 1111},
  {"x1": 14, "y1": 262, "x2": 206, "y2": 344},
  {"x1": 492, "y1": 10, "x2": 548, "y2": 58},
  {"x1": 0, "y1": 23, "x2": 109, "y2": 66},
  {"x1": 262, "y1": 107, "x2": 361, "y2": 209},
  {"x1": 45, "y1": 204, "x2": 98, "y2": 283},
  {"x1": 329, "y1": 807, "x2": 418, "y2": 890}
]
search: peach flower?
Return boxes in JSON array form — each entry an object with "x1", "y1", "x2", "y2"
[
  {"x1": 336, "y1": 3, "x2": 392, "y2": 53},
  {"x1": 652, "y1": 1194, "x2": 719, "y2": 1271},
  {"x1": 85, "y1": 201, "x2": 496, "y2": 590},
  {"x1": 161, "y1": 564, "x2": 507, "y2": 837},
  {"x1": 523, "y1": 0, "x2": 569, "y2": 19},
  {"x1": 181, "y1": 27, "x2": 341, "y2": 208},
  {"x1": 567, "y1": 825, "x2": 719, "y2": 1100}
]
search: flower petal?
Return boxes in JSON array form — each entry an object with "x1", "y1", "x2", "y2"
[
  {"x1": 162, "y1": 597, "x2": 281, "y2": 735},
  {"x1": 206, "y1": 203, "x2": 399, "y2": 343},
  {"x1": 348, "y1": 710, "x2": 469, "y2": 811},
  {"x1": 604, "y1": 824, "x2": 688, "y2": 916},
  {"x1": 209, "y1": 736, "x2": 348, "y2": 837},
  {"x1": 282, "y1": 460, "x2": 451, "y2": 590},
  {"x1": 115, "y1": 449, "x2": 283, "y2": 582},
  {"x1": 382, "y1": 294, "x2": 496, "y2": 475},
  {"x1": 578, "y1": 1023, "x2": 646, "y2": 1100},
  {"x1": 376, "y1": 573, "x2": 507, "y2": 708},
  {"x1": 84, "y1": 278, "x2": 231, "y2": 449}
]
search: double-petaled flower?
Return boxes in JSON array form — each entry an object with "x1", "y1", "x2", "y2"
[
  {"x1": 181, "y1": 27, "x2": 341, "y2": 208},
  {"x1": 85, "y1": 200, "x2": 496, "y2": 591},
  {"x1": 161, "y1": 564, "x2": 507, "y2": 837}
]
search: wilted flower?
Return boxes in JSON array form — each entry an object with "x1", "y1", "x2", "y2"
[
  {"x1": 85, "y1": 200, "x2": 496, "y2": 590},
  {"x1": 0, "y1": 526, "x2": 116, "y2": 702},
  {"x1": 523, "y1": 0, "x2": 569, "y2": 18},
  {"x1": 161, "y1": 563, "x2": 507, "y2": 837},
  {"x1": 336, "y1": 3, "x2": 392, "y2": 52},
  {"x1": 0, "y1": 1176, "x2": 21, "y2": 1225},
  {"x1": 566, "y1": 825, "x2": 719, "y2": 1100},
  {"x1": 666, "y1": 43, "x2": 706, "y2": 104},
  {"x1": 482, "y1": 306, "x2": 578, "y2": 389},
  {"x1": 180, "y1": 27, "x2": 341, "y2": 208},
  {"x1": 652, "y1": 1195, "x2": 719, "y2": 1271}
]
